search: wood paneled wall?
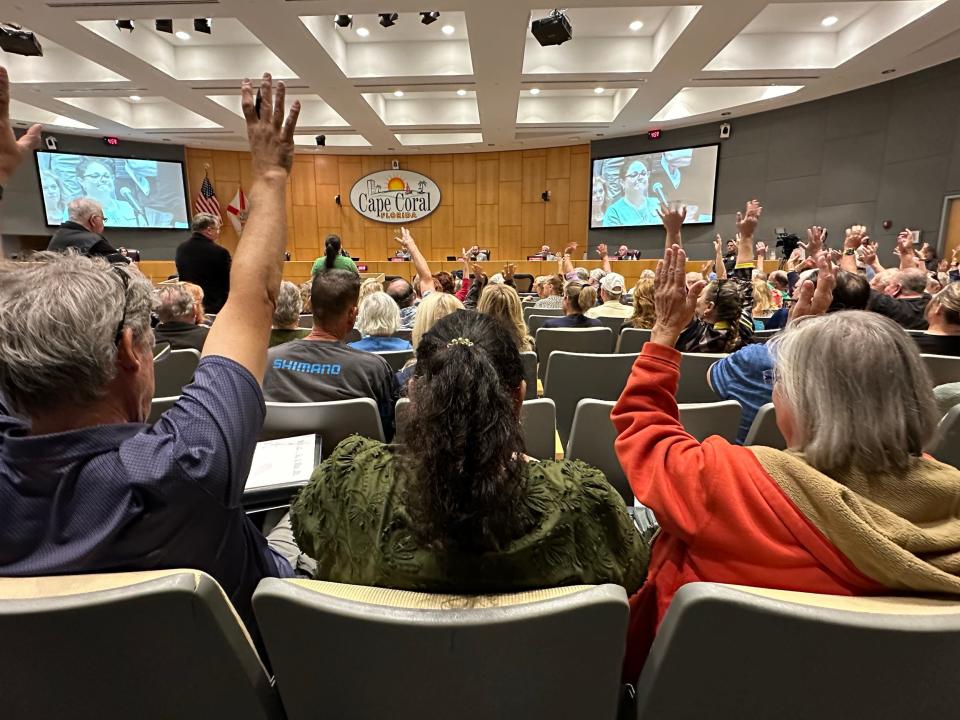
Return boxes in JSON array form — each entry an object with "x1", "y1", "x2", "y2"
[{"x1": 184, "y1": 146, "x2": 590, "y2": 262}]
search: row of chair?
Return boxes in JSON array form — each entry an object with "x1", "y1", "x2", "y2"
[{"x1": 5, "y1": 568, "x2": 960, "y2": 720}]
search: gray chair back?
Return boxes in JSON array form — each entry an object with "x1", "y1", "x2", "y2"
[
  {"x1": 677, "y1": 400, "x2": 742, "y2": 443},
  {"x1": 535, "y1": 327, "x2": 614, "y2": 381},
  {"x1": 513, "y1": 273, "x2": 535, "y2": 293},
  {"x1": 929, "y1": 404, "x2": 960, "y2": 469},
  {"x1": 634, "y1": 583, "x2": 960, "y2": 720},
  {"x1": 543, "y1": 352, "x2": 636, "y2": 444},
  {"x1": 0, "y1": 570, "x2": 282, "y2": 720},
  {"x1": 154, "y1": 348, "x2": 200, "y2": 398},
  {"x1": 148, "y1": 395, "x2": 179, "y2": 424},
  {"x1": 520, "y1": 351, "x2": 538, "y2": 400},
  {"x1": 751, "y1": 329, "x2": 781, "y2": 343},
  {"x1": 921, "y1": 353, "x2": 960, "y2": 387},
  {"x1": 594, "y1": 316, "x2": 625, "y2": 349},
  {"x1": 261, "y1": 398, "x2": 385, "y2": 454},
  {"x1": 676, "y1": 352, "x2": 727, "y2": 404},
  {"x1": 616, "y1": 328, "x2": 652, "y2": 354},
  {"x1": 297, "y1": 314, "x2": 312, "y2": 329},
  {"x1": 254, "y1": 579, "x2": 629, "y2": 720},
  {"x1": 523, "y1": 305, "x2": 563, "y2": 324},
  {"x1": 374, "y1": 349, "x2": 415, "y2": 372},
  {"x1": 527, "y1": 314, "x2": 559, "y2": 337},
  {"x1": 743, "y1": 402, "x2": 788, "y2": 449}
]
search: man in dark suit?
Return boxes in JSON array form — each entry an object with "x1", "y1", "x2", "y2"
[
  {"x1": 175, "y1": 213, "x2": 231, "y2": 313},
  {"x1": 47, "y1": 197, "x2": 128, "y2": 263}
]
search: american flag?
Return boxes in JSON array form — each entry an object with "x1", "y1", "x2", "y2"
[{"x1": 194, "y1": 174, "x2": 221, "y2": 217}]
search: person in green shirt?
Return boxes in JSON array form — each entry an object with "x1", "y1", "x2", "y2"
[
  {"x1": 291, "y1": 310, "x2": 649, "y2": 594},
  {"x1": 311, "y1": 233, "x2": 358, "y2": 276},
  {"x1": 602, "y1": 159, "x2": 661, "y2": 227}
]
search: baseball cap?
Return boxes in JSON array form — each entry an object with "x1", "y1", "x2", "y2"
[{"x1": 601, "y1": 272, "x2": 625, "y2": 294}]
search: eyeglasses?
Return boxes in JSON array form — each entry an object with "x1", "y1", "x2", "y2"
[
  {"x1": 625, "y1": 170, "x2": 648, "y2": 180},
  {"x1": 83, "y1": 173, "x2": 111, "y2": 182},
  {"x1": 112, "y1": 265, "x2": 129, "y2": 345}
]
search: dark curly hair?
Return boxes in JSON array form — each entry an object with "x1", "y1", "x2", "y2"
[{"x1": 399, "y1": 310, "x2": 529, "y2": 552}]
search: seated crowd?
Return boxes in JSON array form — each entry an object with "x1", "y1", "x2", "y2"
[{"x1": 2, "y1": 67, "x2": 960, "y2": 697}]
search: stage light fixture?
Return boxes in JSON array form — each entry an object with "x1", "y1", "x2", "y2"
[
  {"x1": 379, "y1": 13, "x2": 399, "y2": 28},
  {"x1": 0, "y1": 24, "x2": 42, "y2": 56},
  {"x1": 334, "y1": 14, "x2": 353, "y2": 28},
  {"x1": 155, "y1": 19, "x2": 173, "y2": 34},
  {"x1": 193, "y1": 18, "x2": 212, "y2": 34},
  {"x1": 531, "y1": 9, "x2": 572, "y2": 46},
  {"x1": 420, "y1": 11, "x2": 440, "y2": 25},
  {"x1": 116, "y1": 19, "x2": 134, "y2": 32}
]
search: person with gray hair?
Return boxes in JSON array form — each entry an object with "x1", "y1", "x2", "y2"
[
  {"x1": 153, "y1": 282, "x2": 209, "y2": 352},
  {"x1": 0, "y1": 72, "x2": 304, "y2": 638},
  {"x1": 47, "y1": 197, "x2": 127, "y2": 262},
  {"x1": 174, "y1": 210, "x2": 231, "y2": 313},
  {"x1": 269, "y1": 280, "x2": 309, "y2": 348},
  {"x1": 349, "y1": 291, "x2": 413, "y2": 352},
  {"x1": 868, "y1": 266, "x2": 932, "y2": 330},
  {"x1": 611, "y1": 243, "x2": 960, "y2": 680}
]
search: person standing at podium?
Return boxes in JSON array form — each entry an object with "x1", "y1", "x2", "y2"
[{"x1": 175, "y1": 212, "x2": 231, "y2": 314}]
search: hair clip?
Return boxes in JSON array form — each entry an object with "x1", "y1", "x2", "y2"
[{"x1": 447, "y1": 337, "x2": 475, "y2": 347}]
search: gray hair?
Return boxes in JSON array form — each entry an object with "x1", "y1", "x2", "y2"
[
  {"x1": 273, "y1": 281, "x2": 302, "y2": 329},
  {"x1": 896, "y1": 268, "x2": 928, "y2": 294},
  {"x1": 67, "y1": 197, "x2": 103, "y2": 224},
  {"x1": 770, "y1": 311, "x2": 938, "y2": 474},
  {"x1": 357, "y1": 291, "x2": 399, "y2": 337},
  {"x1": 191, "y1": 212, "x2": 220, "y2": 232},
  {"x1": 0, "y1": 252, "x2": 154, "y2": 416},
  {"x1": 155, "y1": 284, "x2": 195, "y2": 324}
]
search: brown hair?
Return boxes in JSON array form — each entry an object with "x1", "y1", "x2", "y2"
[{"x1": 564, "y1": 281, "x2": 597, "y2": 315}]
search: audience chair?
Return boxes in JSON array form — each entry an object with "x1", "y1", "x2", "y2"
[
  {"x1": 527, "y1": 314, "x2": 563, "y2": 337},
  {"x1": 0, "y1": 570, "x2": 283, "y2": 720},
  {"x1": 677, "y1": 401, "x2": 742, "y2": 444},
  {"x1": 676, "y1": 352, "x2": 727, "y2": 404},
  {"x1": 148, "y1": 395, "x2": 179, "y2": 424},
  {"x1": 374, "y1": 349, "x2": 415, "y2": 372},
  {"x1": 928, "y1": 404, "x2": 960, "y2": 469},
  {"x1": 513, "y1": 273, "x2": 535, "y2": 294},
  {"x1": 921, "y1": 354, "x2": 960, "y2": 387},
  {"x1": 594, "y1": 316, "x2": 626, "y2": 349},
  {"x1": 751, "y1": 329, "x2": 781, "y2": 344},
  {"x1": 543, "y1": 352, "x2": 636, "y2": 444},
  {"x1": 297, "y1": 314, "x2": 312, "y2": 329},
  {"x1": 254, "y1": 579, "x2": 628, "y2": 720},
  {"x1": 153, "y1": 348, "x2": 200, "y2": 398},
  {"x1": 203, "y1": 313, "x2": 216, "y2": 324},
  {"x1": 520, "y1": 351, "x2": 538, "y2": 400},
  {"x1": 743, "y1": 403, "x2": 788, "y2": 450},
  {"x1": 535, "y1": 328, "x2": 614, "y2": 381},
  {"x1": 523, "y1": 306, "x2": 564, "y2": 324},
  {"x1": 261, "y1": 398, "x2": 385, "y2": 453},
  {"x1": 633, "y1": 582, "x2": 960, "y2": 720},
  {"x1": 616, "y1": 328, "x2": 651, "y2": 354}
]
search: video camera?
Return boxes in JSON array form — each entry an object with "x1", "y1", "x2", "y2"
[{"x1": 774, "y1": 230, "x2": 801, "y2": 260}]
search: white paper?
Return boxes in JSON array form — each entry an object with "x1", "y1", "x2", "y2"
[{"x1": 246, "y1": 434, "x2": 316, "y2": 490}]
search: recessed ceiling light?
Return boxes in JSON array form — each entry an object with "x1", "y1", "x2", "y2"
[
  {"x1": 393, "y1": 90, "x2": 404, "y2": 97},
  {"x1": 629, "y1": 20, "x2": 644, "y2": 31},
  {"x1": 456, "y1": 89, "x2": 466, "y2": 96},
  {"x1": 175, "y1": 30, "x2": 191, "y2": 41},
  {"x1": 594, "y1": 87, "x2": 605, "y2": 94},
  {"x1": 129, "y1": 95, "x2": 141, "y2": 102},
  {"x1": 441, "y1": 24, "x2": 455, "y2": 35},
  {"x1": 529, "y1": 88, "x2": 541, "y2": 95},
  {"x1": 356, "y1": 26, "x2": 369, "y2": 37},
  {"x1": 821, "y1": 15, "x2": 838, "y2": 27}
]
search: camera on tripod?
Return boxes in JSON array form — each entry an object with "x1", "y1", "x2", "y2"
[{"x1": 774, "y1": 228, "x2": 801, "y2": 259}]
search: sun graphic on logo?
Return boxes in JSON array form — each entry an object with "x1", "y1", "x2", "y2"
[{"x1": 386, "y1": 177, "x2": 406, "y2": 192}]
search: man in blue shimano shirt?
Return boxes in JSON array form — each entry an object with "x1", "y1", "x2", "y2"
[{"x1": 0, "y1": 72, "x2": 302, "y2": 636}]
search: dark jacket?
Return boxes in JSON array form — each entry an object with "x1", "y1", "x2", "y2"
[
  {"x1": 153, "y1": 322, "x2": 209, "y2": 353},
  {"x1": 175, "y1": 232, "x2": 232, "y2": 314},
  {"x1": 47, "y1": 221, "x2": 120, "y2": 259}
]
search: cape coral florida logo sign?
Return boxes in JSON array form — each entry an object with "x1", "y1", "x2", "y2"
[{"x1": 349, "y1": 170, "x2": 441, "y2": 224}]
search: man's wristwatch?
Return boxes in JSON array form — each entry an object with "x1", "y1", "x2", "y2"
[{"x1": 843, "y1": 248, "x2": 856, "y2": 256}]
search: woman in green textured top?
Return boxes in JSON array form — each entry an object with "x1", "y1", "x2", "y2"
[
  {"x1": 311, "y1": 234, "x2": 358, "y2": 276},
  {"x1": 291, "y1": 310, "x2": 649, "y2": 594}
]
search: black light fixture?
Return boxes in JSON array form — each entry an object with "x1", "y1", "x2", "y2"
[
  {"x1": 420, "y1": 11, "x2": 440, "y2": 25},
  {"x1": 379, "y1": 13, "x2": 399, "y2": 28},
  {"x1": 115, "y1": 19, "x2": 134, "y2": 32},
  {"x1": 316, "y1": 134, "x2": 326, "y2": 147},
  {"x1": 193, "y1": 18, "x2": 212, "y2": 34},
  {"x1": 333, "y1": 14, "x2": 353, "y2": 28},
  {"x1": 531, "y1": 9, "x2": 572, "y2": 46},
  {"x1": 155, "y1": 19, "x2": 173, "y2": 34},
  {"x1": 0, "y1": 24, "x2": 42, "y2": 56}
]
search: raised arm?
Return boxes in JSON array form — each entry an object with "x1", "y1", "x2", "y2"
[
  {"x1": 0, "y1": 67, "x2": 41, "y2": 188},
  {"x1": 658, "y1": 203, "x2": 686, "y2": 248},
  {"x1": 896, "y1": 230, "x2": 919, "y2": 271},
  {"x1": 714, "y1": 235, "x2": 726, "y2": 280},
  {"x1": 753, "y1": 241, "x2": 767, "y2": 277},
  {"x1": 560, "y1": 243, "x2": 576, "y2": 277},
  {"x1": 840, "y1": 225, "x2": 867, "y2": 274},
  {"x1": 397, "y1": 227, "x2": 433, "y2": 297},
  {"x1": 596, "y1": 243, "x2": 612, "y2": 274},
  {"x1": 202, "y1": 74, "x2": 300, "y2": 381},
  {"x1": 735, "y1": 199, "x2": 762, "y2": 267}
]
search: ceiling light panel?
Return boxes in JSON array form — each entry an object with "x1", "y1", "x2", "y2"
[
  {"x1": 517, "y1": 88, "x2": 638, "y2": 125},
  {"x1": 57, "y1": 96, "x2": 221, "y2": 129},
  {"x1": 362, "y1": 90, "x2": 480, "y2": 126},
  {"x1": 651, "y1": 85, "x2": 805, "y2": 122}
]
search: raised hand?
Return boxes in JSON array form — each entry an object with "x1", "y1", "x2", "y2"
[
  {"x1": 714, "y1": 234, "x2": 722, "y2": 255},
  {"x1": 0, "y1": 66, "x2": 41, "y2": 186},
  {"x1": 790, "y1": 251, "x2": 837, "y2": 321},
  {"x1": 755, "y1": 241, "x2": 768, "y2": 256},
  {"x1": 805, "y1": 226, "x2": 826, "y2": 256},
  {"x1": 652, "y1": 244, "x2": 705, "y2": 347},
  {"x1": 241, "y1": 73, "x2": 300, "y2": 179},
  {"x1": 736, "y1": 199, "x2": 763, "y2": 239},
  {"x1": 563, "y1": 242, "x2": 577, "y2": 257},
  {"x1": 861, "y1": 241, "x2": 878, "y2": 267},
  {"x1": 596, "y1": 243, "x2": 608, "y2": 258},
  {"x1": 502, "y1": 263, "x2": 516, "y2": 280},
  {"x1": 394, "y1": 226, "x2": 416, "y2": 251},
  {"x1": 844, "y1": 225, "x2": 868, "y2": 249},
  {"x1": 658, "y1": 202, "x2": 687, "y2": 241}
]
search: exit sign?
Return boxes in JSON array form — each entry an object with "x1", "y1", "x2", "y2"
[
  {"x1": 103, "y1": 136, "x2": 120, "y2": 146},
  {"x1": 647, "y1": 129, "x2": 662, "y2": 140}
]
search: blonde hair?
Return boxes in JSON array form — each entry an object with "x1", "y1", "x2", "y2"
[
  {"x1": 628, "y1": 278, "x2": 655, "y2": 329},
  {"x1": 752, "y1": 278, "x2": 778, "y2": 317},
  {"x1": 930, "y1": 282, "x2": 960, "y2": 326},
  {"x1": 358, "y1": 277, "x2": 383, "y2": 307},
  {"x1": 299, "y1": 280, "x2": 312, "y2": 314},
  {"x1": 564, "y1": 281, "x2": 597, "y2": 315},
  {"x1": 478, "y1": 283, "x2": 533, "y2": 353},
  {"x1": 411, "y1": 292, "x2": 464, "y2": 348}
]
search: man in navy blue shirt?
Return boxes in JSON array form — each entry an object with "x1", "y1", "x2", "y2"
[{"x1": 0, "y1": 72, "x2": 302, "y2": 634}]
